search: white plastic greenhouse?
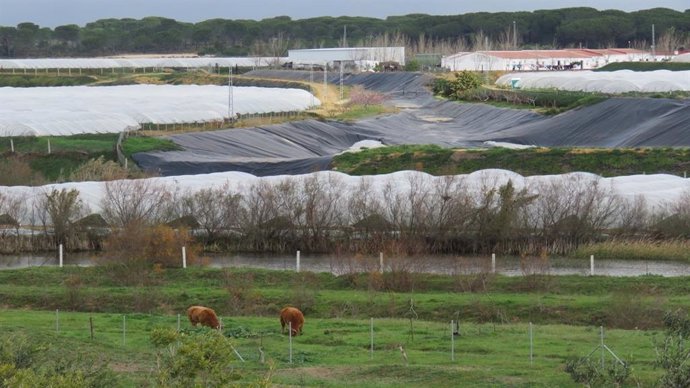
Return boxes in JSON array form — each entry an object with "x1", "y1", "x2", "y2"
[
  {"x1": 1, "y1": 169, "x2": 688, "y2": 225},
  {"x1": 0, "y1": 85, "x2": 320, "y2": 137},
  {"x1": 0, "y1": 57, "x2": 285, "y2": 70},
  {"x1": 671, "y1": 53, "x2": 690, "y2": 63},
  {"x1": 496, "y1": 70, "x2": 690, "y2": 93}
]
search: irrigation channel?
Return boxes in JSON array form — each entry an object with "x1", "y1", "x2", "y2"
[{"x1": 2, "y1": 252, "x2": 690, "y2": 277}]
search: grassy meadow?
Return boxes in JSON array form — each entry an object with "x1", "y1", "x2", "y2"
[
  {"x1": 0, "y1": 261, "x2": 688, "y2": 385},
  {"x1": 0, "y1": 303, "x2": 670, "y2": 386}
]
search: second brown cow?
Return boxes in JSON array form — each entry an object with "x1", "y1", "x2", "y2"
[
  {"x1": 187, "y1": 305, "x2": 220, "y2": 329},
  {"x1": 280, "y1": 306, "x2": 304, "y2": 336}
]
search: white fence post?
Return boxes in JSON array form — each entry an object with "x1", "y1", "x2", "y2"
[
  {"x1": 59, "y1": 244, "x2": 63, "y2": 268},
  {"x1": 182, "y1": 246, "x2": 187, "y2": 269},
  {"x1": 491, "y1": 253, "x2": 496, "y2": 273},
  {"x1": 296, "y1": 251, "x2": 301, "y2": 273},
  {"x1": 55, "y1": 309, "x2": 59, "y2": 332},
  {"x1": 47, "y1": 139, "x2": 51, "y2": 154},
  {"x1": 590, "y1": 255, "x2": 594, "y2": 276},
  {"x1": 379, "y1": 252, "x2": 384, "y2": 273}
]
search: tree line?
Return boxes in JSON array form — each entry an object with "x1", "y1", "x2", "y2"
[
  {"x1": 1, "y1": 173, "x2": 688, "y2": 256},
  {"x1": 0, "y1": 7, "x2": 688, "y2": 58}
]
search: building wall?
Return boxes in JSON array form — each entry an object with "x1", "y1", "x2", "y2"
[{"x1": 288, "y1": 47, "x2": 405, "y2": 68}]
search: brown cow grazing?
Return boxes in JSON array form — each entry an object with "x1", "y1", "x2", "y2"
[
  {"x1": 280, "y1": 306, "x2": 304, "y2": 336},
  {"x1": 187, "y1": 305, "x2": 220, "y2": 329}
]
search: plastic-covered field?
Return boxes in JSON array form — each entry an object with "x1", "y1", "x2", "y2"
[
  {"x1": 244, "y1": 70, "x2": 432, "y2": 94},
  {"x1": 110, "y1": 71, "x2": 687, "y2": 176},
  {"x1": 134, "y1": 96, "x2": 690, "y2": 176},
  {"x1": 1, "y1": 169, "x2": 687, "y2": 225},
  {"x1": 495, "y1": 70, "x2": 690, "y2": 93},
  {"x1": 0, "y1": 57, "x2": 284, "y2": 69},
  {"x1": 0, "y1": 85, "x2": 319, "y2": 137},
  {"x1": 671, "y1": 53, "x2": 690, "y2": 63}
]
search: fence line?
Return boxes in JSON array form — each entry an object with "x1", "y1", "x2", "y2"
[{"x1": 29, "y1": 308, "x2": 645, "y2": 377}]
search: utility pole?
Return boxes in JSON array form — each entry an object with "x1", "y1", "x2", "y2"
[
  {"x1": 228, "y1": 67, "x2": 234, "y2": 121},
  {"x1": 651, "y1": 24, "x2": 656, "y2": 58},
  {"x1": 343, "y1": 25, "x2": 348, "y2": 47},
  {"x1": 513, "y1": 20, "x2": 517, "y2": 49}
]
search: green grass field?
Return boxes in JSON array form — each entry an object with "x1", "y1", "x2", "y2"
[
  {"x1": 1, "y1": 266, "x2": 688, "y2": 385},
  {"x1": 0, "y1": 309, "x2": 667, "y2": 387}
]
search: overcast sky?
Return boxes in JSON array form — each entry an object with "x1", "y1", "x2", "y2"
[{"x1": 0, "y1": 0, "x2": 687, "y2": 28}]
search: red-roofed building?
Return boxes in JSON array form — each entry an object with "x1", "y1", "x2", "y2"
[{"x1": 442, "y1": 49, "x2": 651, "y2": 71}]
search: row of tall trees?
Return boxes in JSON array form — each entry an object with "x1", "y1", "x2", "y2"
[
  {"x1": 1, "y1": 173, "x2": 688, "y2": 255},
  {"x1": 1, "y1": 8, "x2": 688, "y2": 58}
]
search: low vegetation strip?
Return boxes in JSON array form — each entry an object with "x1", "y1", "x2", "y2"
[
  {"x1": 0, "y1": 266, "x2": 687, "y2": 329},
  {"x1": 594, "y1": 62, "x2": 690, "y2": 72},
  {"x1": 0, "y1": 74, "x2": 98, "y2": 87},
  {"x1": 432, "y1": 72, "x2": 608, "y2": 114},
  {"x1": 331, "y1": 145, "x2": 690, "y2": 177}
]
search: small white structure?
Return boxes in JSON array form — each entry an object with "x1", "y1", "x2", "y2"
[
  {"x1": 442, "y1": 49, "x2": 651, "y2": 71},
  {"x1": 671, "y1": 53, "x2": 690, "y2": 63},
  {"x1": 287, "y1": 47, "x2": 405, "y2": 71}
]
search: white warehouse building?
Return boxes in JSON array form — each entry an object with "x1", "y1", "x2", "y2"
[
  {"x1": 287, "y1": 47, "x2": 405, "y2": 71},
  {"x1": 442, "y1": 49, "x2": 651, "y2": 71}
]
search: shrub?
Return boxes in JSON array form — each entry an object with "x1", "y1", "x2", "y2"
[
  {"x1": 654, "y1": 310, "x2": 690, "y2": 387},
  {"x1": 152, "y1": 329, "x2": 243, "y2": 387},
  {"x1": 452, "y1": 71, "x2": 483, "y2": 94},
  {"x1": 103, "y1": 223, "x2": 199, "y2": 285},
  {"x1": 68, "y1": 156, "x2": 128, "y2": 182},
  {"x1": 564, "y1": 357, "x2": 630, "y2": 387},
  {"x1": 348, "y1": 85, "x2": 387, "y2": 107},
  {"x1": 0, "y1": 157, "x2": 44, "y2": 186}
]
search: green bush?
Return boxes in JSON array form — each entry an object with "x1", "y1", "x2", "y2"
[{"x1": 433, "y1": 71, "x2": 483, "y2": 98}]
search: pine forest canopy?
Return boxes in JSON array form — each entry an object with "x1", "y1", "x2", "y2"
[{"x1": 0, "y1": 7, "x2": 688, "y2": 58}]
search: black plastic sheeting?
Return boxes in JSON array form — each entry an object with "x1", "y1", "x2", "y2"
[
  {"x1": 133, "y1": 71, "x2": 690, "y2": 177},
  {"x1": 490, "y1": 98, "x2": 690, "y2": 147},
  {"x1": 244, "y1": 70, "x2": 432, "y2": 94}
]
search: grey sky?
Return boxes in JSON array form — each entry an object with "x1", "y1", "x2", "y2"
[{"x1": 0, "y1": 0, "x2": 687, "y2": 28}]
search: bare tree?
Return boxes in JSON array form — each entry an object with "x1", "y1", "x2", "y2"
[
  {"x1": 497, "y1": 25, "x2": 515, "y2": 51},
  {"x1": 181, "y1": 184, "x2": 242, "y2": 244},
  {"x1": 472, "y1": 30, "x2": 493, "y2": 51},
  {"x1": 101, "y1": 179, "x2": 172, "y2": 227},
  {"x1": 615, "y1": 195, "x2": 650, "y2": 236},
  {"x1": 657, "y1": 27, "x2": 688, "y2": 54},
  {"x1": 38, "y1": 188, "x2": 88, "y2": 247},
  {"x1": 470, "y1": 179, "x2": 536, "y2": 253},
  {"x1": 295, "y1": 174, "x2": 345, "y2": 251},
  {"x1": 651, "y1": 189, "x2": 690, "y2": 238},
  {"x1": 382, "y1": 173, "x2": 435, "y2": 253},
  {"x1": 428, "y1": 175, "x2": 474, "y2": 248},
  {"x1": 238, "y1": 180, "x2": 284, "y2": 250},
  {"x1": 526, "y1": 176, "x2": 622, "y2": 250},
  {"x1": 0, "y1": 192, "x2": 25, "y2": 231}
]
